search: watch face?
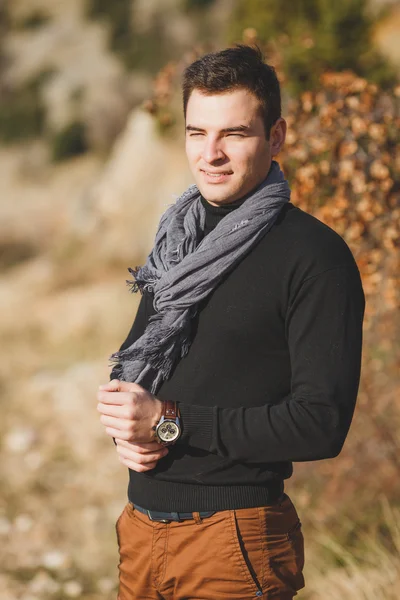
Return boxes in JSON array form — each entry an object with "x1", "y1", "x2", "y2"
[{"x1": 157, "y1": 420, "x2": 180, "y2": 442}]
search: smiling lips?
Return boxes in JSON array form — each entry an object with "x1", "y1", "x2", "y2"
[{"x1": 201, "y1": 169, "x2": 233, "y2": 182}]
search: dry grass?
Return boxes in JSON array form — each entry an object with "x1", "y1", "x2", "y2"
[{"x1": 299, "y1": 496, "x2": 400, "y2": 599}]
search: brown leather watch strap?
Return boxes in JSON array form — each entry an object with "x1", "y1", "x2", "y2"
[{"x1": 163, "y1": 400, "x2": 178, "y2": 419}]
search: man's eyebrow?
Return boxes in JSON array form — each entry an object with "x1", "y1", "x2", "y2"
[
  {"x1": 185, "y1": 124, "x2": 251, "y2": 133},
  {"x1": 185, "y1": 125, "x2": 205, "y2": 132},
  {"x1": 221, "y1": 125, "x2": 251, "y2": 133}
]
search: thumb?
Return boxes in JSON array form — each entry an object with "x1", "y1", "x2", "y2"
[
  {"x1": 99, "y1": 379, "x2": 121, "y2": 391},
  {"x1": 99, "y1": 380, "x2": 142, "y2": 393}
]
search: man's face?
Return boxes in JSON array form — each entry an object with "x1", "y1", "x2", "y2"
[{"x1": 185, "y1": 88, "x2": 285, "y2": 206}]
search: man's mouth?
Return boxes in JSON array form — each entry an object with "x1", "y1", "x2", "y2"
[{"x1": 201, "y1": 170, "x2": 233, "y2": 182}]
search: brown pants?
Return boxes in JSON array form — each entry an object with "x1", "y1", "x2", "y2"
[{"x1": 116, "y1": 493, "x2": 305, "y2": 599}]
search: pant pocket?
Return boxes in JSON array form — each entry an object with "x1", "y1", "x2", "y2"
[
  {"x1": 229, "y1": 508, "x2": 264, "y2": 595},
  {"x1": 263, "y1": 515, "x2": 305, "y2": 596}
]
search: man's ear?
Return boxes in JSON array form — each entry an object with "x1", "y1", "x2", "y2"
[{"x1": 270, "y1": 118, "x2": 287, "y2": 156}]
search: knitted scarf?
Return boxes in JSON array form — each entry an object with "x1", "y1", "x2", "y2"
[{"x1": 110, "y1": 160, "x2": 291, "y2": 393}]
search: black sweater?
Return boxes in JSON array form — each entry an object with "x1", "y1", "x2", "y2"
[{"x1": 111, "y1": 197, "x2": 365, "y2": 512}]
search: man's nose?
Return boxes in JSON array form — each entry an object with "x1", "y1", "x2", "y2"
[{"x1": 202, "y1": 137, "x2": 225, "y2": 163}]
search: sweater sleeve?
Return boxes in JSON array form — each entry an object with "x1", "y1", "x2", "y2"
[{"x1": 178, "y1": 264, "x2": 365, "y2": 463}]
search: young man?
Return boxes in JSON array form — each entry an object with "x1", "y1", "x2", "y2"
[{"x1": 97, "y1": 45, "x2": 365, "y2": 599}]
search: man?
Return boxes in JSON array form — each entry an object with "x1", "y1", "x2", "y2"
[{"x1": 97, "y1": 45, "x2": 365, "y2": 599}]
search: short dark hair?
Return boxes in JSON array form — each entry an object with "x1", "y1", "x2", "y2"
[{"x1": 182, "y1": 45, "x2": 281, "y2": 139}]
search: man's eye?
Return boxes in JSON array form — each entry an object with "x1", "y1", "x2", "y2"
[
  {"x1": 227, "y1": 134, "x2": 245, "y2": 138},
  {"x1": 189, "y1": 133, "x2": 203, "y2": 137}
]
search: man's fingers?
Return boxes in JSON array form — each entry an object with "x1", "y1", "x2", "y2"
[
  {"x1": 118, "y1": 456, "x2": 158, "y2": 472},
  {"x1": 97, "y1": 390, "x2": 135, "y2": 405},
  {"x1": 116, "y1": 442, "x2": 168, "y2": 472},
  {"x1": 100, "y1": 415, "x2": 132, "y2": 431},
  {"x1": 105, "y1": 426, "x2": 153, "y2": 443},
  {"x1": 104, "y1": 426, "x2": 131, "y2": 440},
  {"x1": 99, "y1": 379, "x2": 121, "y2": 391},
  {"x1": 99, "y1": 380, "x2": 146, "y2": 394},
  {"x1": 97, "y1": 402, "x2": 136, "y2": 419},
  {"x1": 117, "y1": 446, "x2": 168, "y2": 465},
  {"x1": 116, "y1": 439, "x2": 165, "y2": 452}
]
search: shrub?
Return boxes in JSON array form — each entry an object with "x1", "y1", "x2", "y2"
[
  {"x1": 51, "y1": 121, "x2": 89, "y2": 162},
  {"x1": 16, "y1": 10, "x2": 50, "y2": 30},
  {"x1": 86, "y1": 0, "x2": 185, "y2": 73},
  {"x1": 229, "y1": 0, "x2": 398, "y2": 94},
  {"x1": 0, "y1": 72, "x2": 50, "y2": 142}
]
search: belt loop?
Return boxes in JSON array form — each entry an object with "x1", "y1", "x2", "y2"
[
  {"x1": 171, "y1": 512, "x2": 180, "y2": 522},
  {"x1": 193, "y1": 512, "x2": 202, "y2": 525}
]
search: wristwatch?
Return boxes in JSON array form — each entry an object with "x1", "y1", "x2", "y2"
[{"x1": 155, "y1": 400, "x2": 181, "y2": 445}]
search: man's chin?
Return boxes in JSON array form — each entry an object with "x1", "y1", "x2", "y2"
[{"x1": 197, "y1": 183, "x2": 240, "y2": 206}]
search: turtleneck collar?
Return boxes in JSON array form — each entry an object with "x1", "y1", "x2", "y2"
[
  {"x1": 199, "y1": 194, "x2": 248, "y2": 238},
  {"x1": 200, "y1": 194, "x2": 246, "y2": 215}
]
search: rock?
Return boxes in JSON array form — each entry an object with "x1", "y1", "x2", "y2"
[{"x1": 90, "y1": 108, "x2": 191, "y2": 262}]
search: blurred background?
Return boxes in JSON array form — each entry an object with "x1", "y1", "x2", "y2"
[{"x1": 0, "y1": 0, "x2": 399, "y2": 598}]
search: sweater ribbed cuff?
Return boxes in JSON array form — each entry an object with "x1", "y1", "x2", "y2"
[{"x1": 178, "y1": 404, "x2": 214, "y2": 451}]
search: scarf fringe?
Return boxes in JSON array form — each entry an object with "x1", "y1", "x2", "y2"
[
  {"x1": 126, "y1": 266, "x2": 159, "y2": 295},
  {"x1": 110, "y1": 314, "x2": 192, "y2": 390}
]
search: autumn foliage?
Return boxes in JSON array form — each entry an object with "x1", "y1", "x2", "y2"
[
  {"x1": 282, "y1": 72, "x2": 399, "y2": 324},
  {"x1": 279, "y1": 71, "x2": 400, "y2": 541}
]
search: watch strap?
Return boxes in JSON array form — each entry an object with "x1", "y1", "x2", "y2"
[
  {"x1": 163, "y1": 400, "x2": 178, "y2": 420},
  {"x1": 155, "y1": 400, "x2": 181, "y2": 445}
]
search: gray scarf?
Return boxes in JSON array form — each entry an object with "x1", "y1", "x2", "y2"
[{"x1": 110, "y1": 160, "x2": 291, "y2": 393}]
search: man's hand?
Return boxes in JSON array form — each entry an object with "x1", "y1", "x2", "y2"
[
  {"x1": 114, "y1": 438, "x2": 169, "y2": 472},
  {"x1": 97, "y1": 379, "x2": 163, "y2": 444}
]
